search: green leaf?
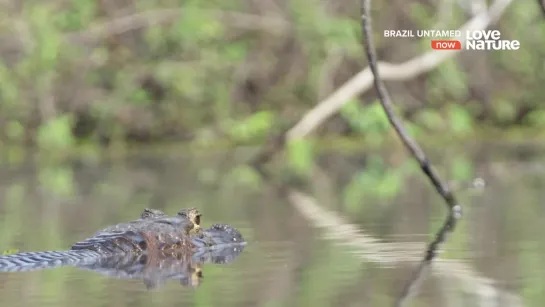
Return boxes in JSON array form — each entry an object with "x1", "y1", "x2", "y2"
[
  {"x1": 492, "y1": 99, "x2": 516, "y2": 122},
  {"x1": 29, "y1": 7, "x2": 61, "y2": 69},
  {"x1": 375, "y1": 172, "x2": 402, "y2": 198},
  {"x1": 6, "y1": 121, "x2": 25, "y2": 141},
  {"x1": 340, "y1": 100, "x2": 390, "y2": 135},
  {"x1": 343, "y1": 172, "x2": 367, "y2": 211},
  {"x1": 524, "y1": 110, "x2": 545, "y2": 128},
  {"x1": 37, "y1": 115, "x2": 74, "y2": 152},
  {"x1": 227, "y1": 165, "x2": 262, "y2": 189},
  {"x1": 129, "y1": 89, "x2": 152, "y2": 106},
  {"x1": 448, "y1": 104, "x2": 473, "y2": 135},
  {"x1": 227, "y1": 111, "x2": 274, "y2": 142},
  {"x1": 287, "y1": 139, "x2": 314, "y2": 175},
  {"x1": 435, "y1": 60, "x2": 468, "y2": 99},
  {"x1": 173, "y1": 9, "x2": 223, "y2": 43},
  {"x1": 451, "y1": 156, "x2": 473, "y2": 181},
  {"x1": 416, "y1": 109, "x2": 445, "y2": 130}
]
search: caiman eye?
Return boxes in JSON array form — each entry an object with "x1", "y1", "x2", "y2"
[{"x1": 195, "y1": 215, "x2": 201, "y2": 225}]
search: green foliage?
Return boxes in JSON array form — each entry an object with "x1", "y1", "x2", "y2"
[
  {"x1": 172, "y1": 8, "x2": 223, "y2": 44},
  {"x1": 226, "y1": 111, "x2": 275, "y2": 142},
  {"x1": 37, "y1": 115, "x2": 75, "y2": 152},
  {"x1": 447, "y1": 104, "x2": 473, "y2": 136},
  {"x1": 450, "y1": 156, "x2": 473, "y2": 181},
  {"x1": 6, "y1": 121, "x2": 25, "y2": 142},
  {"x1": 226, "y1": 165, "x2": 263, "y2": 190},
  {"x1": 324, "y1": 18, "x2": 362, "y2": 56},
  {"x1": 492, "y1": 98, "x2": 517, "y2": 123},
  {"x1": 0, "y1": 64, "x2": 19, "y2": 109},
  {"x1": 27, "y1": 6, "x2": 62, "y2": 70},
  {"x1": 524, "y1": 110, "x2": 545, "y2": 128},
  {"x1": 409, "y1": 3, "x2": 434, "y2": 28},
  {"x1": 341, "y1": 100, "x2": 392, "y2": 146},
  {"x1": 413, "y1": 104, "x2": 473, "y2": 137},
  {"x1": 341, "y1": 100, "x2": 390, "y2": 134},
  {"x1": 415, "y1": 109, "x2": 444, "y2": 130},
  {"x1": 429, "y1": 59, "x2": 468, "y2": 100},
  {"x1": 0, "y1": 0, "x2": 541, "y2": 156},
  {"x1": 343, "y1": 156, "x2": 405, "y2": 213},
  {"x1": 287, "y1": 139, "x2": 315, "y2": 176},
  {"x1": 58, "y1": 0, "x2": 97, "y2": 30}
]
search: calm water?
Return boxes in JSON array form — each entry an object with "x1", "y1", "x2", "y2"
[{"x1": 0, "y1": 145, "x2": 544, "y2": 306}]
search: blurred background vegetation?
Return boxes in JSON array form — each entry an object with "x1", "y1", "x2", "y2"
[
  {"x1": 0, "y1": 0, "x2": 542, "y2": 154},
  {"x1": 0, "y1": 0, "x2": 541, "y2": 212},
  {"x1": 1, "y1": 1, "x2": 545, "y2": 305}
]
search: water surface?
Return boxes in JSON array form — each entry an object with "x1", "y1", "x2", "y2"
[{"x1": 0, "y1": 145, "x2": 543, "y2": 306}]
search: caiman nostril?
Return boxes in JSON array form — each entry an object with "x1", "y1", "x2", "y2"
[{"x1": 195, "y1": 215, "x2": 201, "y2": 226}]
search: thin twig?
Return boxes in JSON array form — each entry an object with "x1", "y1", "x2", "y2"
[
  {"x1": 360, "y1": 0, "x2": 461, "y2": 213},
  {"x1": 360, "y1": 0, "x2": 465, "y2": 305}
]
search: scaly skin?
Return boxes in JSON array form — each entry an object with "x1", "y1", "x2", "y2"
[
  {"x1": 0, "y1": 208, "x2": 245, "y2": 272},
  {"x1": 71, "y1": 210, "x2": 196, "y2": 253},
  {"x1": 143, "y1": 209, "x2": 244, "y2": 248}
]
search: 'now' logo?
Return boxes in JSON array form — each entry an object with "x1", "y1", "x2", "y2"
[{"x1": 431, "y1": 40, "x2": 462, "y2": 50}]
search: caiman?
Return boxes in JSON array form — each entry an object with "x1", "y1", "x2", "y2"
[
  {"x1": 0, "y1": 208, "x2": 245, "y2": 272},
  {"x1": 76, "y1": 209, "x2": 245, "y2": 289}
]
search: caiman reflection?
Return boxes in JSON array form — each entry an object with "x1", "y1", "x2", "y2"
[
  {"x1": 0, "y1": 208, "x2": 246, "y2": 288},
  {"x1": 78, "y1": 241, "x2": 244, "y2": 289}
]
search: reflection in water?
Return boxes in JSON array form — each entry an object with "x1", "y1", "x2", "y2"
[
  {"x1": 394, "y1": 212, "x2": 458, "y2": 307},
  {"x1": 77, "y1": 243, "x2": 245, "y2": 289},
  {"x1": 0, "y1": 205, "x2": 246, "y2": 290},
  {"x1": 285, "y1": 185, "x2": 524, "y2": 306},
  {"x1": 0, "y1": 203, "x2": 246, "y2": 270},
  {"x1": 0, "y1": 242, "x2": 244, "y2": 290},
  {"x1": 0, "y1": 149, "x2": 544, "y2": 306}
]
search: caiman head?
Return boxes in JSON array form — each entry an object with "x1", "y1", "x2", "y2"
[{"x1": 140, "y1": 208, "x2": 202, "y2": 234}]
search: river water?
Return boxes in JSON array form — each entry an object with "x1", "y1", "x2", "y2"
[{"x1": 0, "y1": 144, "x2": 543, "y2": 306}]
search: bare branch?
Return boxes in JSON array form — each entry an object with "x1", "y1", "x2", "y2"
[
  {"x1": 358, "y1": 0, "x2": 517, "y2": 304},
  {"x1": 360, "y1": 0, "x2": 460, "y2": 212},
  {"x1": 358, "y1": 8, "x2": 462, "y2": 300}
]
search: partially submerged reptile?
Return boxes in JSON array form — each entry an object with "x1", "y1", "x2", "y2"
[
  {"x1": 0, "y1": 208, "x2": 245, "y2": 272},
  {"x1": 77, "y1": 231, "x2": 245, "y2": 289}
]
